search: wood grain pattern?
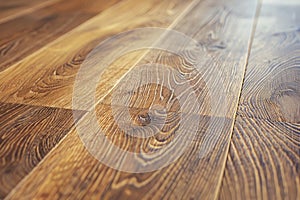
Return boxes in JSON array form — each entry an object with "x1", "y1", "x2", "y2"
[
  {"x1": 219, "y1": 1, "x2": 300, "y2": 199},
  {"x1": 237, "y1": 3, "x2": 300, "y2": 123},
  {"x1": 0, "y1": 0, "x2": 59, "y2": 24},
  {"x1": 5, "y1": 105, "x2": 233, "y2": 200},
  {"x1": 5, "y1": 0, "x2": 258, "y2": 199},
  {"x1": 0, "y1": 0, "x2": 192, "y2": 109},
  {"x1": 2, "y1": 0, "x2": 298, "y2": 199},
  {"x1": 0, "y1": 102, "x2": 85, "y2": 199},
  {"x1": 97, "y1": 50, "x2": 212, "y2": 116},
  {"x1": 219, "y1": 116, "x2": 300, "y2": 200},
  {"x1": 99, "y1": 0, "x2": 258, "y2": 118},
  {"x1": 0, "y1": 0, "x2": 120, "y2": 72}
]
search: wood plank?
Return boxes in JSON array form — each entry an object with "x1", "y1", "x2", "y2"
[
  {"x1": 218, "y1": 116, "x2": 300, "y2": 199},
  {"x1": 0, "y1": 0, "x2": 59, "y2": 24},
  {"x1": 6, "y1": 0, "x2": 258, "y2": 199},
  {"x1": 0, "y1": 102, "x2": 86, "y2": 199},
  {"x1": 0, "y1": 0, "x2": 192, "y2": 109},
  {"x1": 97, "y1": 1, "x2": 258, "y2": 118},
  {"x1": 237, "y1": 2, "x2": 300, "y2": 123},
  {"x1": 219, "y1": 1, "x2": 300, "y2": 199},
  {"x1": 0, "y1": 0, "x2": 121, "y2": 72},
  {"x1": 5, "y1": 105, "x2": 233, "y2": 200}
]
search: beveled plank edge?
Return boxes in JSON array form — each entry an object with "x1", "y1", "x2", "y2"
[
  {"x1": 0, "y1": 0, "x2": 62, "y2": 25},
  {"x1": 214, "y1": 0, "x2": 263, "y2": 199}
]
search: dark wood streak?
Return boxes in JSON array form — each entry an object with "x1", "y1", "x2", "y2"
[{"x1": 0, "y1": 102, "x2": 86, "y2": 199}]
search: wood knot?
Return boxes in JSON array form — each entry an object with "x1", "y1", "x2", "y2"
[{"x1": 137, "y1": 113, "x2": 151, "y2": 126}]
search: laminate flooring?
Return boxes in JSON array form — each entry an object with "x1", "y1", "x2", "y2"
[{"x1": 0, "y1": 0, "x2": 299, "y2": 199}]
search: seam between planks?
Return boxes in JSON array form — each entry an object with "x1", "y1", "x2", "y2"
[
  {"x1": 0, "y1": 0, "x2": 62, "y2": 25},
  {"x1": 214, "y1": 0, "x2": 264, "y2": 199},
  {"x1": 3, "y1": 0, "x2": 199, "y2": 199}
]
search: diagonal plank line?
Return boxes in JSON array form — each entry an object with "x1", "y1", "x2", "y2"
[{"x1": 214, "y1": 0, "x2": 263, "y2": 199}]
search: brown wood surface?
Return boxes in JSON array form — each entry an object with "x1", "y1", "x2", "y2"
[
  {"x1": 0, "y1": 102, "x2": 85, "y2": 199},
  {"x1": 219, "y1": 116, "x2": 300, "y2": 200},
  {"x1": 100, "y1": 0, "x2": 258, "y2": 118},
  {"x1": 0, "y1": 0, "x2": 59, "y2": 24},
  {"x1": 0, "y1": 0, "x2": 192, "y2": 109},
  {"x1": 237, "y1": 2, "x2": 300, "y2": 123},
  {"x1": 4, "y1": 0, "x2": 259, "y2": 199},
  {"x1": 219, "y1": 1, "x2": 300, "y2": 199},
  {"x1": 0, "y1": 0, "x2": 299, "y2": 199},
  {"x1": 0, "y1": 0, "x2": 120, "y2": 72},
  {"x1": 4, "y1": 106, "x2": 233, "y2": 200}
]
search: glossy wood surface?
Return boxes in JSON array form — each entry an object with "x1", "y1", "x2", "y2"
[
  {"x1": 0, "y1": 0, "x2": 299, "y2": 199},
  {"x1": 219, "y1": 1, "x2": 300, "y2": 199}
]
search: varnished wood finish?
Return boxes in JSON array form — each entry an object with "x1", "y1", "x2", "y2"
[
  {"x1": 0, "y1": 0, "x2": 120, "y2": 72},
  {"x1": 237, "y1": 3, "x2": 300, "y2": 123},
  {"x1": 4, "y1": 106, "x2": 233, "y2": 200},
  {"x1": 5, "y1": 0, "x2": 258, "y2": 199},
  {"x1": 100, "y1": 0, "x2": 258, "y2": 118},
  {"x1": 0, "y1": 102, "x2": 85, "y2": 198},
  {"x1": 0, "y1": 0, "x2": 299, "y2": 199},
  {"x1": 219, "y1": 1, "x2": 300, "y2": 199},
  {"x1": 0, "y1": 0, "x2": 192, "y2": 109}
]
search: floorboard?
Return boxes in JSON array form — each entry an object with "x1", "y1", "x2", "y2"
[
  {"x1": 4, "y1": 0, "x2": 258, "y2": 199},
  {"x1": 219, "y1": 1, "x2": 300, "y2": 199},
  {"x1": 0, "y1": 0, "x2": 120, "y2": 72},
  {"x1": 0, "y1": 102, "x2": 85, "y2": 199},
  {"x1": 99, "y1": 0, "x2": 258, "y2": 118},
  {"x1": 4, "y1": 105, "x2": 233, "y2": 200},
  {"x1": 237, "y1": 2, "x2": 300, "y2": 123},
  {"x1": 0, "y1": 0, "x2": 192, "y2": 109},
  {"x1": 1, "y1": 0, "x2": 298, "y2": 199},
  {"x1": 219, "y1": 117, "x2": 300, "y2": 199}
]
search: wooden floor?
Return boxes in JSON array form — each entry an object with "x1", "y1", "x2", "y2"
[{"x1": 0, "y1": 0, "x2": 299, "y2": 199}]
